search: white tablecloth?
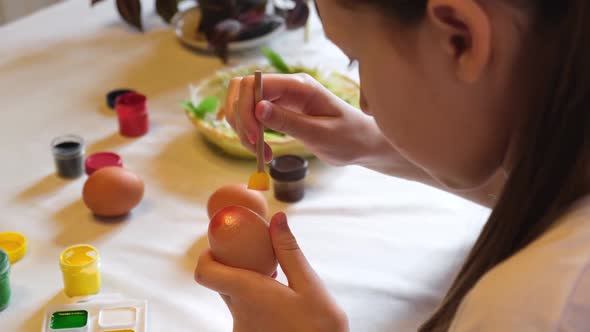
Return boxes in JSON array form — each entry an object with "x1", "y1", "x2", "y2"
[{"x1": 0, "y1": 1, "x2": 489, "y2": 331}]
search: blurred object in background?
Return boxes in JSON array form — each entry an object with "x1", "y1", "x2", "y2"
[
  {"x1": 91, "y1": 0, "x2": 310, "y2": 63},
  {"x1": 0, "y1": 0, "x2": 63, "y2": 25}
]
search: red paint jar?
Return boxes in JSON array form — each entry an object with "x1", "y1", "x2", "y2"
[
  {"x1": 115, "y1": 92, "x2": 149, "y2": 137},
  {"x1": 84, "y1": 152, "x2": 123, "y2": 176}
]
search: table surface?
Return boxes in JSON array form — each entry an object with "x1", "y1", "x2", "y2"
[{"x1": 0, "y1": 1, "x2": 489, "y2": 331}]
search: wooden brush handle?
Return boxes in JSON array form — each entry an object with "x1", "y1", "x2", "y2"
[{"x1": 255, "y1": 70, "x2": 264, "y2": 173}]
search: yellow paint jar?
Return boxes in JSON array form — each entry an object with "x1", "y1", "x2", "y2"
[
  {"x1": 59, "y1": 244, "x2": 101, "y2": 297},
  {"x1": 0, "y1": 232, "x2": 27, "y2": 264}
]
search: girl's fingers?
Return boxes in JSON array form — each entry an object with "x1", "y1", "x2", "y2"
[
  {"x1": 225, "y1": 77, "x2": 242, "y2": 128},
  {"x1": 195, "y1": 250, "x2": 257, "y2": 297},
  {"x1": 255, "y1": 101, "x2": 321, "y2": 142},
  {"x1": 258, "y1": 74, "x2": 326, "y2": 113},
  {"x1": 236, "y1": 76, "x2": 261, "y2": 145},
  {"x1": 220, "y1": 294, "x2": 232, "y2": 306},
  {"x1": 269, "y1": 212, "x2": 321, "y2": 291},
  {"x1": 234, "y1": 111, "x2": 257, "y2": 154},
  {"x1": 195, "y1": 250, "x2": 293, "y2": 300}
]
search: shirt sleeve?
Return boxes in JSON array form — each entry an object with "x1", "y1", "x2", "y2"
[{"x1": 448, "y1": 259, "x2": 590, "y2": 332}]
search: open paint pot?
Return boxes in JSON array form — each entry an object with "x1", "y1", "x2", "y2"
[
  {"x1": 0, "y1": 249, "x2": 10, "y2": 311},
  {"x1": 84, "y1": 152, "x2": 123, "y2": 176},
  {"x1": 51, "y1": 135, "x2": 85, "y2": 179},
  {"x1": 115, "y1": 92, "x2": 149, "y2": 138},
  {"x1": 269, "y1": 155, "x2": 309, "y2": 203},
  {"x1": 106, "y1": 89, "x2": 135, "y2": 109},
  {"x1": 59, "y1": 244, "x2": 101, "y2": 298},
  {"x1": 49, "y1": 310, "x2": 89, "y2": 331}
]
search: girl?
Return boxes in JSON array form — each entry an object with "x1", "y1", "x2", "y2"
[{"x1": 196, "y1": 0, "x2": 590, "y2": 331}]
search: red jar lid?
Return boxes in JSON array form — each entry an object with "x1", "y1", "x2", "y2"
[{"x1": 85, "y1": 152, "x2": 123, "y2": 175}]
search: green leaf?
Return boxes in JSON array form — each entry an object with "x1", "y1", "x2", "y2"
[
  {"x1": 261, "y1": 47, "x2": 291, "y2": 74},
  {"x1": 196, "y1": 96, "x2": 219, "y2": 114},
  {"x1": 181, "y1": 96, "x2": 219, "y2": 119},
  {"x1": 181, "y1": 100, "x2": 199, "y2": 115}
]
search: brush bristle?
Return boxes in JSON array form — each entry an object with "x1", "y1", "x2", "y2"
[{"x1": 248, "y1": 172, "x2": 270, "y2": 191}]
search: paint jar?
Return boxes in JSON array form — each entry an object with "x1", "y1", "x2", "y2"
[
  {"x1": 0, "y1": 231, "x2": 27, "y2": 264},
  {"x1": 0, "y1": 249, "x2": 11, "y2": 311},
  {"x1": 115, "y1": 92, "x2": 149, "y2": 137},
  {"x1": 51, "y1": 135, "x2": 85, "y2": 179},
  {"x1": 269, "y1": 155, "x2": 309, "y2": 203},
  {"x1": 60, "y1": 244, "x2": 101, "y2": 298},
  {"x1": 84, "y1": 152, "x2": 123, "y2": 176},
  {"x1": 106, "y1": 88, "x2": 135, "y2": 109}
]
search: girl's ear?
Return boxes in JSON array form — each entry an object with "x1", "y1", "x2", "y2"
[{"x1": 427, "y1": 0, "x2": 492, "y2": 83}]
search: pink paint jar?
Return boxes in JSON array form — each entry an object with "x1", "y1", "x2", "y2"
[
  {"x1": 84, "y1": 152, "x2": 123, "y2": 176},
  {"x1": 115, "y1": 92, "x2": 149, "y2": 137}
]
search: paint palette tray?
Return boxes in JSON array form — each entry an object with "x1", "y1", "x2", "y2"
[{"x1": 41, "y1": 294, "x2": 147, "y2": 332}]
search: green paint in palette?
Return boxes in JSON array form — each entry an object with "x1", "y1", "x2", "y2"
[
  {"x1": 0, "y1": 249, "x2": 11, "y2": 311},
  {"x1": 50, "y1": 310, "x2": 88, "y2": 330}
]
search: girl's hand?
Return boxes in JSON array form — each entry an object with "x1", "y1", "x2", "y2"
[
  {"x1": 225, "y1": 73, "x2": 378, "y2": 166},
  {"x1": 195, "y1": 212, "x2": 349, "y2": 332}
]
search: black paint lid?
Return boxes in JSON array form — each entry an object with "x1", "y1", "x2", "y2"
[{"x1": 270, "y1": 155, "x2": 309, "y2": 182}]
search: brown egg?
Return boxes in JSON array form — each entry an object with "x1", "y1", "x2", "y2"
[
  {"x1": 208, "y1": 206, "x2": 277, "y2": 276},
  {"x1": 82, "y1": 166, "x2": 144, "y2": 217},
  {"x1": 207, "y1": 184, "x2": 268, "y2": 219}
]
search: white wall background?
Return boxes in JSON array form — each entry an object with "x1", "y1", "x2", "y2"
[{"x1": 0, "y1": 0, "x2": 62, "y2": 25}]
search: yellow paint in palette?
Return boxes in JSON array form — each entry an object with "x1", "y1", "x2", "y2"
[{"x1": 59, "y1": 244, "x2": 101, "y2": 297}]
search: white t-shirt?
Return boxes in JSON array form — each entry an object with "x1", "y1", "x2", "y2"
[{"x1": 449, "y1": 196, "x2": 590, "y2": 331}]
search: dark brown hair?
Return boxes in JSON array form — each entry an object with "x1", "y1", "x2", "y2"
[{"x1": 336, "y1": 0, "x2": 590, "y2": 331}]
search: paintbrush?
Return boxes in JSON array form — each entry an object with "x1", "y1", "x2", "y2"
[{"x1": 247, "y1": 70, "x2": 270, "y2": 191}]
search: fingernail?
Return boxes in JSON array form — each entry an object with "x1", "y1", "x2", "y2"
[{"x1": 257, "y1": 101, "x2": 272, "y2": 121}]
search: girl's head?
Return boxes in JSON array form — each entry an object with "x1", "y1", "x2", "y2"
[
  {"x1": 316, "y1": 0, "x2": 590, "y2": 330},
  {"x1": 316, "y1": 0, "x2": 538, "y2": 190}
]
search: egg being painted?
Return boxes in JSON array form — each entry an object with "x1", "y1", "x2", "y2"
[
  {"x1": 208, "y1": 206, "x2": 277, "y2": 276},
  {"x1": 207, "y1": 184, "x2": 268, "y2": 219},
  {"x1": 82, "y1": 166, "x2": 144, "y2": 217}
]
